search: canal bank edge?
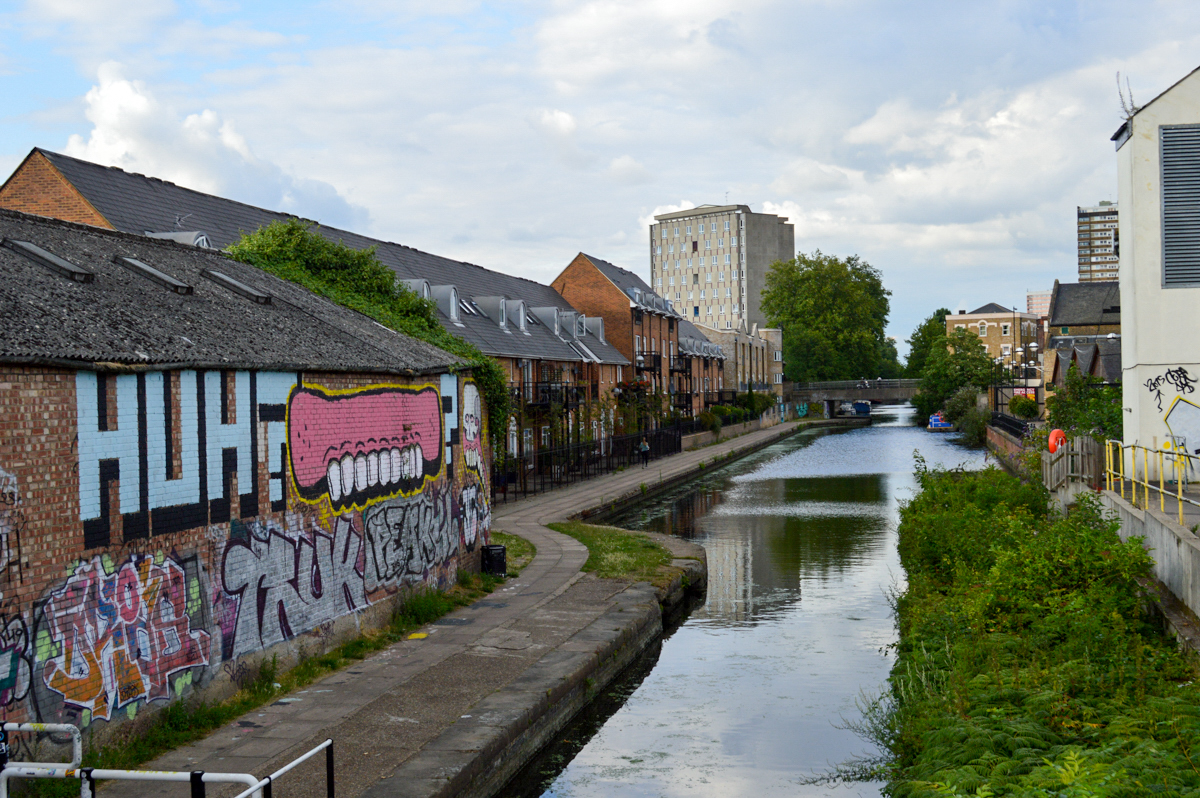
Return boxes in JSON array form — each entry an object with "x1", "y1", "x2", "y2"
[
  {"x1": 362, "y1": 417, "x2": 858, "y2": 798},
  {"x1": 362, "y1": 537, "x2": 706, "y2": 798},
  {"x1": 579, "y1": 416, "x2": 870, "y2": 524}
]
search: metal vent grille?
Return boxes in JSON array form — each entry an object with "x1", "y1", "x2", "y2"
[{"x1": 1162, "y1": 125, "x2": 1200, "y2": 286}]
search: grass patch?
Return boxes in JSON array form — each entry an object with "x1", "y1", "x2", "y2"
[
  {"x1": 491, "y1": 531, "x2": 536, "y2": 575},
  {"x1": 548, "y1": 521, "x2": 673, "y2": 587},
  {"x1": 27, "y1": 573, "x2": 503, "y2": 797}
]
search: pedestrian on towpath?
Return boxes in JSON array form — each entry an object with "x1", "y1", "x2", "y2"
[{"x1": 640, "y1": 437, "x2": 650, "y2": 468}]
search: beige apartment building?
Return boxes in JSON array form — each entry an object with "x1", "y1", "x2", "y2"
[
  {"x1": 649, "y1": 204, "x2": 794, "y2": 331},
  {"x1": 697, "y1": 322, "x2": 784, "y2": 400},
  {"x1": 947, "y1": 303, "x2": 1040, "y2": 371},
  {"x1": 1078, "y1": 201, "x2": 1119, "y2": 282}
]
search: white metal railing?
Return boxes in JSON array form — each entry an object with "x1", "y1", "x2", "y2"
[
  {"x1": 0, "y1": 723, "x2": 334, "y2": 798},
  {"x1": 1105, "y1": 439, "x2": 1200, "y2": 526}
]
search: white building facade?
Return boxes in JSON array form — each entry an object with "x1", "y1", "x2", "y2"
[{"x1": 1116, "y1": 66, "x2": 1200, "y2": 453}]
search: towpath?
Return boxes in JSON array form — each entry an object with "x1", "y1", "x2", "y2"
[{"x1": 99, "y1": 418, "x2": 843, "y2": 798}]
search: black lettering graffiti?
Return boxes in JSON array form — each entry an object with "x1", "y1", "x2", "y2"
[
  {"x1": 362, "y1": 488, "x2": 456, "y2": 592},
  {"x1": 1145, "y1": 366, "x2": 1198, "y2": 412}
]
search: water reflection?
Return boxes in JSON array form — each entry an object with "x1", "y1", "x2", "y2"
[{"x1": 516, "y1": 406, "x2": 987, "y2": 798}]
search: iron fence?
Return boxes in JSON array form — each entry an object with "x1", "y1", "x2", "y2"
[
  {"x1": 990, "y1": 411, "x2": 1029, "y2": 439},
  {"x1": 491, "y1": 427, "x2": 682, "y2": 504}
]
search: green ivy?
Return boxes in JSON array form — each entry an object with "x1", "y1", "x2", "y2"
[{"x1": 224, "y1": 219, "x2": 509, "y2": 443}]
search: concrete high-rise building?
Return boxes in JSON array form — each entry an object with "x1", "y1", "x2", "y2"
[
  {"x1": 1027, "y1": 289, "x2": 1052, "y2": 317},
  {"x1": 650, "y1": 204, "x2": 794, "y2": 331},
  {"x1": 1078, "y1": 201, "x2": 1119, "y2": 282}
]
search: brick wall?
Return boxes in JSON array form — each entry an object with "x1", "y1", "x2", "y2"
[
  {"x1": 0, "y1": 152, "x2": 112, "y2": 229},
  {"x1": 552, "y1": 255, "x2": 635, "y2": 363},
  {"x1": 0, "y1": 364, "x2": 488, "y2": 742}
]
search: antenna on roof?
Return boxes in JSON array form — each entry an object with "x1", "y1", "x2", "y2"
[{"x1": 174, "y1": 213, "x2": 193, "y2": 230}]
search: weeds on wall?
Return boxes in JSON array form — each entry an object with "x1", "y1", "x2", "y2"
[
  {"x1": 864, "y1": 460, "x2": 1200, "y2": 796},
  {"x1": 225, "y1": 219, "x2": 510, "y2": 443}
]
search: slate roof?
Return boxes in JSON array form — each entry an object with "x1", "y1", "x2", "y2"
[
  {"x1": 0, "y1": 208, "x2": 461, "y2": 374},
  {"x1": 578, "y1": 253, "x2": 724, "y2": 358},
  {"x1": 26, "y1": 149, "x2": 627, "y2": 368},
  {"x1": 1050, "y1": 339, "x2": 1121, "y2": 387},
  {"x1": 1048, "y1": 280, "x2": 1121, "y2": 328},
  {"x1": 968, "y1": 302, "x2": 1015, "y2": 315}
]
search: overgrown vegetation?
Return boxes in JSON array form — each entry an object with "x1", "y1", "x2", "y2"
[
  {"x1": 912, "y1": 328, "x2": 993, "y2": 421},
  {"x1": 942, "y1": 386, "x2": 988, "y2": 447},
  {"x1": 1009, "y1": 393, "x2": 1040, "y2": 420},
  {"x1": 225, "y1": 219, "x2": 509, "y2": 442},
  {"x1": 905, "y1": 308, "x2": 952, "y2": 378},
  {"x1": 548, "y1": 522, "x2": 673, "y2": 587},
  {"x1": 869, "y1": 461, "x2": 1200, "y2": 796},
  {"x1": 1046, "y1": 365, "x2": 1123, "y2": 442},
  {"x1": 30, "y1": 574, "x2": 503, "y2": 797}
]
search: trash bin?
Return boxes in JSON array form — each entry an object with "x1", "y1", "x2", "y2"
[{"x1": 481, "y1": 544, "x2": 507, "y2": 576}]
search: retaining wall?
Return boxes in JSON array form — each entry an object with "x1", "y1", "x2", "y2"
[{"x1": 1101, "y1": 489, "x2": 1200, "y2": 623}]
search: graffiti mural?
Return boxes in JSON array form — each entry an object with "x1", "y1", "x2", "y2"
[
  {"x1": 463, "y1": 382, "x2": 483, "y2": 475},
  {"x1": 1145, "y1": 366, "x2": 1198, "y2": 413},
  {"x1": 0, "y1": 466, "x2": 25, "y2": 597},
  {"x1": 0, "y1": 614, "x2": 32, "y2": 711},
  {"x1": 36, "y1": 554, "x2": 210, "y2": 723},
  {"x1": 361, "y1": 487, "x2": 456, "y2": 592},
  {"x1": 219, "y1": 515, "x2": 366, "y2": 659},
  {"x1": 287, "y1": 384, "x2": 443, "y2": 512}
]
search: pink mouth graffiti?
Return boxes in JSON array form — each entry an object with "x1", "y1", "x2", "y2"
[{"x1": 288, "y1": 385, "x2": 443, "y2": 510}]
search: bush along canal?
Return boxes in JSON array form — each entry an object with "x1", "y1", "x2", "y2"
[
  {"x1": 499, "y1": 405, "x2": 987, "y2": 798},
  {"x1": 881, "y1": 461, "x2": 1200, "y2": 796}
]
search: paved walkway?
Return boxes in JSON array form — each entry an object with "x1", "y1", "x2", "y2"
[{"x1": 101, "y1": 419, "x2": 827, "y2": 797}]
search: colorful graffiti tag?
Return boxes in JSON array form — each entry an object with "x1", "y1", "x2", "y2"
[{"x1": 37, "y1": 554, "x2": 210, "y2": 722}]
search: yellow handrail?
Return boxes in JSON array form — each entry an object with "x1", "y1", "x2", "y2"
[{"x1": 1102, "y1": 439, "x2": 1200, "y2": 525}]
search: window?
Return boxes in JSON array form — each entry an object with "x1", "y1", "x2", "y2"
[
  {"x1": 725, "y1": 287, "x2": 732, "y2": 297},
  {"x1": 635, "y1": 334, "x2": 640, "y2": 352},
  {"x1": 706, "y1": 272, "x2": 712, "y2": 283},
  {"x1": 739, "y1": 217, "x2": 744, "y2": 228},
  {"x1": 668, "y1": 275, "x2": 674, "y2": 286},
  {"x1": 541, "y1": 426, "x2": 551, "y2": 446},
  {"x1": 686, "y1": 225, "x2": 692, "y2": 234},
  {"x1": 724, "y1": 254, "x2": 731, "y2": 264},
  {"x1": 711, "y1": 256, "x2": 717, "y2": 265},
  {"x1": 775, "y1": 373, "x2": 782, "y2": 384},
  {"x1": 617, "y1": 366, "x2": 623, "y2": 381},
  {"x1": 726, "y1": 320, "x2": 733, "y2": 329},
  {"x1": 687, "y1": 291, "x2": 693, "y2": 299},
  {"x1": 719, "y1": 271, "x2": 725, "y2": 281},
  {"x1": 661, "y1": 229, "x2": 667, "y2": 239},
  {"x1": 675, "y1": 292, "x2": 681, "y2": 300},
  {"x1": 732, "y1": 236, "x2": 737, "y2": 246},
  {"x1": 774, "y1": 350, "x2": 782, "y2": 361},
  {"x1": 692, "y1": 273, "x2": 699, "y2": 285},
  {"x1": 741, "y1": 269, "x2": 745, "y2": 278},
  {"x1": 693, "y1": 307, "x2": 699, "y2": 317},
  {"x1": 1001, "y1": 344, "x2": 1011, "y2": 357},
  {"x1": 673, "y1": 226, "x2": 679, "y2": 236},
  {"x1": 706, "y1": 306, "x2": 713, "y2": 315},
  {"x1": 699, "y1": 224, "x2": 705, "y2": 233},
  {"x1": 718, "y1": 238, "x2": 724, "y2": 247},
  {"x1": 656, "y1": 246, "x2": 661, "y2": 255},
  {"x1": 668, "y1": 244, "x2": 673, "y2": 254},
  {"x1": 705, "y1": 239, "x2": 711, "y2": 249},
  {"x1": 1001, "y1": 323, "x2": 1011, "y2": 337},
  {"x1": 724, "y1": 221, "x2": 730, "y2": 230},
  {"x1": 740, "y1": 251, "x2": 745, "y2": 262},
  {"x1": 700, "y1": 290, "x2": 706, "y2": 299},
  {"x1": 977, "y1": 322, "x2": 987, "y2": 336}
]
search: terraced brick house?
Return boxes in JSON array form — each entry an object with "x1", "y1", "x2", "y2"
[{"x1": 0, "y1": 148, "x2": 628, "y2": 461}]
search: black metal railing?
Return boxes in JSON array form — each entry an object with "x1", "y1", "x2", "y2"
[
  {"x1": 990, "y1": 411, "x2": 1028, "y2": 438},
  {"x1": 636, "y1": 353, "x2": 662, "y2": 372},
  {"x1": 669, "y1": 356, "x2": 691, "y2": 374},
  {"x1": 491, "y1": 427, "x2": 683, "y2": 504}
]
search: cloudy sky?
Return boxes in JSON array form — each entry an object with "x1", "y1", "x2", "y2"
[{"x1": 2, "y1": 1, "x2": 1198, "y2": 354}]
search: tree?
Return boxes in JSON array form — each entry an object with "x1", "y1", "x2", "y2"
[
  {"x1": 1046, "y1": 366, "x2": 1122, "y2": 441},
  {"x1": 912, "y1": 327, "x2": 993, "y2": 420},
  {"x1": 225, "y1": 219, "x2": 510, "y2": 442},
  {"x1": 905, "y1": 308, "x2": 951, "y2": 377},
  {"x1": 761, "y1": 250, "x2": 892, "y2": 382}
]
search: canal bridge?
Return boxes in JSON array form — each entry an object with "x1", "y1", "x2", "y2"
[{"x1": 786, "y1": 378, "x2": 920, "y2": 405}]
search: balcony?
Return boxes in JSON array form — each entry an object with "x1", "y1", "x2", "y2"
[
  {"x1": 635, "y1": 353, "x2": 662, "y2": 372},
  {"x1": 672, "y1": 393, "x2": 693, "y2": 410},
  {"x1": 669, "y1": 356, "x2": 691, "y2": 375}
]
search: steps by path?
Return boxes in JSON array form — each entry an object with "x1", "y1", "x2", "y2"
[{"x1": 94, "y1": 418, "x2": 842, "y2": 798}]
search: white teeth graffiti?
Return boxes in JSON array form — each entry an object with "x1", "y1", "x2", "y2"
[{"x1": 325, "y1": 444, "x2": 425, "y2": 506}]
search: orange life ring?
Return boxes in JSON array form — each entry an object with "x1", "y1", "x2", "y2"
[{"x1": 1048, "y1": 429, "x2": 1067, "y2": 453}]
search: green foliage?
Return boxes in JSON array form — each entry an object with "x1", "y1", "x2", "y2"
[
  {"x1": 1009, "y1": 394, "x2": 1040, "y2": 420},
  {"x1": 943, "y1": 386, "x2": 979, "y2": 424},
  {"x1": 761, "y1": 250, "x2": 893, "y2": 382},
  {"x1": 913, "y1": 328, "x2": 993, "y2": 420},
  {"x1": 906, "y1": 308, "x2": 952, "y2": 378},
  {"x1": 878, "y1": 464, "x2": 1200, "y2": 798},
  {"x1": 698, "y1": 410, "x2": 722, "y2": 435},
  {"x1": 740, "y1": 389, "x2": 775, "y2": 416},
  {"x1": 225, "y1": 219, "x2": 509, "y2": 442},
  {"x1": 1046, "y1": 365, "x2": 1122, "y2": 442},
  {"x1": 955, "y1": 408, "x2": 990, "y2": 447}
]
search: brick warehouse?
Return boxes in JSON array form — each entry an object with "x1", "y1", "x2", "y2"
[{"x1": 0, "y1": 208, "x2": 489, "y2": 744}]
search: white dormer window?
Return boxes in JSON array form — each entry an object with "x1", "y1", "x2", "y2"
[{"x1": 498, "y1": 298, "x2": 507, "y2": 330}]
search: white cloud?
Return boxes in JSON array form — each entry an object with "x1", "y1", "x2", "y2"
[
  {"x1": 608, "y1": 154, "x2": 650, "y2": 184},
  {"x1": 639, "y1": 200, "x2": 695, "y2": 231},
  {"x1": 537, "y1": 108, "x2": 577, "y2": 137},
  {"x1": 64, "y1": 63, "x2": 367, "y2": 229}
]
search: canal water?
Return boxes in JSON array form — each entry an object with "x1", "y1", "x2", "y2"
[{"x1": 504, "y1": 405, "x2": 988, "y2": 798}]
